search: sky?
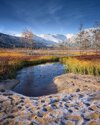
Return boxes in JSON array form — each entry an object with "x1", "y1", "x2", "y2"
[{"x1": 0, "y1": 0, "x2": 100, "y2": 35}]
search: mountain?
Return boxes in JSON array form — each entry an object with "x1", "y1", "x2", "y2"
[
  {"x1": 0, "y1": 33, "x2": 47, "y2": 48},
  {"x1": 32, "y1": 34, "x2": 56, "y2": 46},
  {"x1": 0, "y1": 28, "x2": 99, "y2": 48},
  {"x1": 65, "y1": 28, "x2": 100, "y2": 48},
  {"x1": 38, "y1": 34, "x2": 67, "y2": 43},
  {"x1": 0, "y1": 33, "x2": 25, "y2": 48},
  {"x1": 0, "y1": 33, "x2": 67, "y2": 48}
]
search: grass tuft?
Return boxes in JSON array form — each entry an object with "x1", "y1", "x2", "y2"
[{"x1": 60, "y1": 56, "x2": 100, "y2": 76}]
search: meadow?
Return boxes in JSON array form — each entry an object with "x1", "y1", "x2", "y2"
[
  {"x1": 0, "y1": 49, "x2": 59, "y2": 80},
  {"x1": 60, "y1": 55, "x2": 100, "y2": 76},
  {"x1": 0, "y1": 49, "x2": 100, "y2": 80}
]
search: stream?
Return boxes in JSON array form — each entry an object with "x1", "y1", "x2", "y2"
[{"x1": 13, "y1": 62, "x2": 65, "y2": 97}]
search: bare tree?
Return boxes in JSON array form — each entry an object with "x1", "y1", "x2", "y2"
[
  {"x1": 21, "y1": 28, "x2": 33, "y2": 48},
  {"x1": 77, "y1": 22, "x2": 84, "y2": 55},
  {"x1": 93, "y1": 22, "x2": 100, "y2": 55},
  {"x1": 81, "y1": 38, "x2": 91, "y2": 55}
]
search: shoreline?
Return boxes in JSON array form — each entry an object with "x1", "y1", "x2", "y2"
[
  {"x1": 0, "y1": 73, "x2": 100, "y2": 94},
  {"x1": 53, "y1": 73, "x2": 100, "y2": 93},
  {"x1": 0, "y1": 56, "x2": 59, "y2": 81},
  {"x1": 0, "y1": 79, "x2": 19, "y2": 90},
  {"x1": 0, "y1": 90, "x2": 100, "y2": 125},
  {"x1": 0, "y1": 73, "x2": 100, "y2": 124}
]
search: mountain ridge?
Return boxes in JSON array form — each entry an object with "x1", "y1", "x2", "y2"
[{"x1": 0, "y1": 27, "x2": 100, "y2": 48}]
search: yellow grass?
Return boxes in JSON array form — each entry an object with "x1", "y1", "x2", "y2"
[
  {"x1": 0, "y1": 50, "x2": 59, "y2": 80},
  {"x1": 60, "y1": 57, "x2": 100, "y2": 76}
]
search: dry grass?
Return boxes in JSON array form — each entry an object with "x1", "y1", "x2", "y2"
[
  {"x1": 0, "y1": 49, "x2": 100, "y2": 80},
  {"x1": 60, "y1": 55, "x2": 100, "y2": 76},
  {"x1": 0, "y1": 50, "x2": 59, "y2": 80},
  {"x1": 0, "y1": 48, "x2": 99, "y2": 57}
]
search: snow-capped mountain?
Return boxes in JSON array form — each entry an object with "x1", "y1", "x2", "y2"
[
  {"x1": 66, "y1": 28, "x2": 100, "y2": 48},
  {"x1": 31, "y1": 34, "x2": 68, "y2": 47},
  {"x1": 38, "y1": 34, "x2": 67, "y2": 43},
  {"x1": 0, "y1": 32, "x2": 67, "y2": 48},
  {"x1": 32, "y1": 34, "x2": 55, "y2": 46},
  {"x1": 0, "y1": 28, "x2": 99, "y2": 48}
]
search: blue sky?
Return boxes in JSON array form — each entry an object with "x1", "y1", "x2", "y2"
[{"x1": 0, "y1": 0, "x2": 100, "y2": 35}]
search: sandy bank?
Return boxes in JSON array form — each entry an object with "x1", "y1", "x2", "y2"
[
  {"x1": 53, "y1": 73, "x2": 100, "y2": 93},
  {"x1": 0, "y1": 73, "x2": 100, "y2": 125},
  {"x1": 0, "y1": 90, "x2": 100, "y2": 125}
]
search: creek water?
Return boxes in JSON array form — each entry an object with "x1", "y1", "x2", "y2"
[{"x1": 13, "y1": 62, "x2": 65, "y2": 97}]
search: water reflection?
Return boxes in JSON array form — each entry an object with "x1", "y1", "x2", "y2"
[{"x1": 13, "y1": 63, "x2": 64, "y2": 97}]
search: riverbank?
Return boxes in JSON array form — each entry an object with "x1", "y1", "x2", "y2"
[
  {"x1": 0, "y1": 73, "x2": 100, "y2": 125},
  {"x1": 53, "y1": 73, "x2": 100, "y2": 93},
  {"x1": 0, "y1": 90, "x2": 100, "y2": 125},
  {"x1": 0, "y1": 55, "x2": 59, "y2": 80}
]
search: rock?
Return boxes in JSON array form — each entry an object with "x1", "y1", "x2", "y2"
[
  {"x1": 51, "y1": 102, "x2": 58, "y2": 109},
  {"x1": 41, "y1": 100, "x2": 45, "y2": 103},
  {"x1": 0, "y1": 90, "x2": 100, "y2": 125},
  {"x1": 65, "y1": 121, "x2": 74, "y2": 125},
  {"x1": 84, "y1": 112, "x2": 100, "y2": 120},
  {"x1": 90, "y1": 112, "x2": 100, "y2": 119},
  {"x1": 65, "y1": 114, "x2": 82, "y2": 121},
  {"x1": 76, "y1": 88, "x2": 80, "y2": 92},
  {"x1": 37, "y1": 111, "x2": 43, "y2": 117},
  {"x1": 54, "y1": 118, "x2": 60, "y2": 123},
  {"x1": 0, "y1": 95, "x2": 8, "y2": 102},
  {"x1": 87, "y1": 120, "x2": 99, "y2": 125},
  {"x1": 68, "y1": 109, "x2": 73, "y2": 113},
  {"x1": 84, "y1": 101, "x2": 90, "y2": 106},
  {"x1": 49, "y1": 98, "x2": 59, "y2": 104},
  {"x1": 42, "y1": 107, "x2": 48, "y2": 112},
  {"x1": 89, "y1": 105, "x2": 97, "y2": 111},
  {"x1": 44, "y1": 105, "x2": 52, "y2": 112},
  {"x1": 35, "y1": 117, "x2": 45, "y2": 124},
  {"x1": 2, "y1": 100, "x2": 11, "y2": 107}
]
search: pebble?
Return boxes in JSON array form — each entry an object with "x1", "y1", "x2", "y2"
[
  {"x1": 76, "y1": 88, "x2": 80, "y2": 92},
  {"x1": 89, "y1": 105, "x2": 98, "y2": 111},
  {"x1": 0, "y1": 90, "x2": 100, "y2": 125}
]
